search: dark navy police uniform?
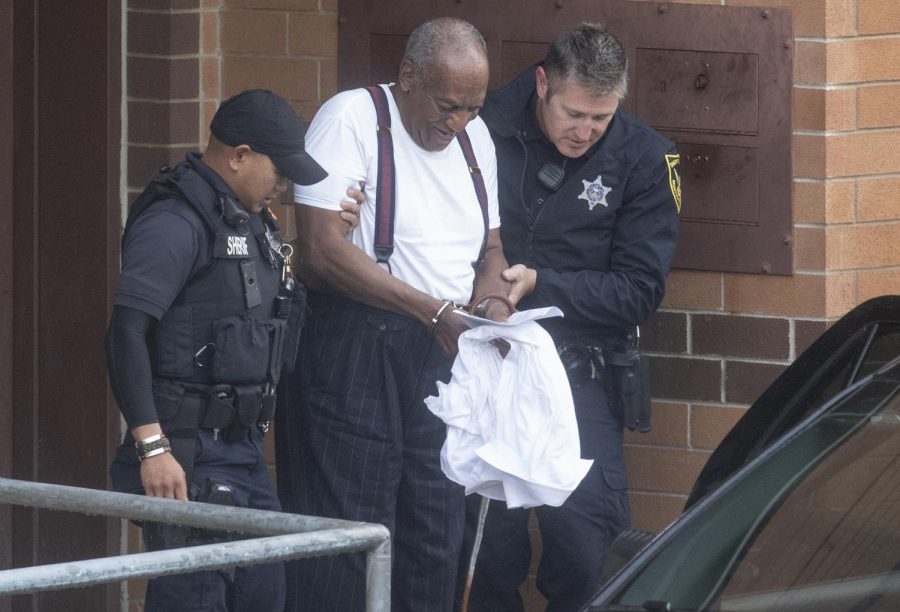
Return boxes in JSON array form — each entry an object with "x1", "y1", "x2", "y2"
[
  {"x1": 461, "y1": 66, "x2": 680, "y2": 612},
  {"x1": 108, "y1": 152, "x2": 295, "y2": 612}
]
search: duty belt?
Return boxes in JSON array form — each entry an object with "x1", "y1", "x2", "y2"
[
  {"x1": 160, "y1": 382, "x2": 276, "y2": 443},
  {"x1": 555, "y1": 338, "x2": 652, "y2": 433}
]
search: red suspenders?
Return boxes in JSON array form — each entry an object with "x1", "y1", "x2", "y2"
[{"x1": 364, "y1": 85, "x2": 490, "y2": 272}]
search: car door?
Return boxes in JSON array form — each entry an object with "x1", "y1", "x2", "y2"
[{"x1": 589, "y1": 359, "x2": 900, "y2": 611}]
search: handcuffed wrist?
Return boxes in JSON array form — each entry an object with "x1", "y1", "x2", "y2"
[
  {"x1": 430, "y1": 299, "x2": 455, "y2": 333},
  {"x1": 470, "y1": 294, "x2": 515, "y2": 319}
]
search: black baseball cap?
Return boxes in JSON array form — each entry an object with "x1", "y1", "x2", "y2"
[{"x1": 210, "y1": 89, "x2": 327, "y2": 186}]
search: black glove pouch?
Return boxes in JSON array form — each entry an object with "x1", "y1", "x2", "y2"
[{"x1": 223, "y1": 385, "x2": 262, "y2": 443}]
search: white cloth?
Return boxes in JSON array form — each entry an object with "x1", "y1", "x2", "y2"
[
  {"x1": 293, "y1": 84, "x2": 500, "y2": 305},
  {"x1": 425, "y1": 308, "x2": 594, "y2": 509}
]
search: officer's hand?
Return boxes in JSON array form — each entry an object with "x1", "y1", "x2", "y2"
[
  {"x1": 502, "y1": 265, "x2": 537, "y2": 305},
  {"x1": 433, "y1": 308, "x2": 468, "y2": 358},
  {"x1": 339, "y1": 180, "x2": 366, "y2": 234},
  {"x1": 140, "y1": 452, "x2": 189, "y2": 501}
]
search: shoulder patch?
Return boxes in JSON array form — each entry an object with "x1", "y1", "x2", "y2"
[{"x1": 665, "y1": 153, "x2": 682, "y2": 214}]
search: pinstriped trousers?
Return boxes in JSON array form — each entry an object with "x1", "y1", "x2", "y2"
[{"x1": 276, "y1": 292, "x2": 465, "y2": 612}]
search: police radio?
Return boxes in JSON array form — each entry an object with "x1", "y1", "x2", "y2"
[
  {"x1": 219, "y1": 193, "x2": 249, "y2": 228},
  {"x1": 537, "y1": 160, "x2": 567, "y2": 192}
]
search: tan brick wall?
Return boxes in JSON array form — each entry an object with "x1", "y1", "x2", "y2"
[{"x1": 220, "y1": 0, "x2": 336, "y2": 121}]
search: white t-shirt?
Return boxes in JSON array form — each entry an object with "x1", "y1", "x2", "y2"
[{"x1": 294, "y1": 84, "x2": 500, "y2": 305}]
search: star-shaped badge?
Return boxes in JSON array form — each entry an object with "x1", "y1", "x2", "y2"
[{"x1": 578, "y1": 175, "x2": 610, "y2": 211}]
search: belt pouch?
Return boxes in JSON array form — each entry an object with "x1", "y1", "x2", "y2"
[
  {"x1": 202, "y1": 385, "x2": 236, "y2": 430},
  {"x1": 224, "y1": 385, "x2": 261, "y2": 442},
  {"x1": 611, "y1": 350, "x2": 652, "y2": 433}
]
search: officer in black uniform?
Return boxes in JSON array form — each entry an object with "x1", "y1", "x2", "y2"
[
  {"x1": 461, "y1": 24, "x2": 681, "y2": 612},
  {"x1": 106, "y1": 89, "x2": 331, "y2": 612}
]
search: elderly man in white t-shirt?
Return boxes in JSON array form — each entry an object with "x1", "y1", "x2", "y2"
[{"x1": 274, "y1": 17, "x2": 512, "y2": 612}]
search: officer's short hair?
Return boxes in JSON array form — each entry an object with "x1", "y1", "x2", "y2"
[
  {"x1": 403, "y1": 17, "x2": 487, "y2": 87},
  {"x1": 544, "y1": 22, "x2": 628, "y2": 99}
]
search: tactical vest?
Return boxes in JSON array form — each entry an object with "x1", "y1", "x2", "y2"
[{"x1": 124, "y1": 159, "x2": 300, "y2": 388}]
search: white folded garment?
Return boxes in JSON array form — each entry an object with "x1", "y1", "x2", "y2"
[{"x1": 425, "y1": 307, "x2": 593, "y2": 509}]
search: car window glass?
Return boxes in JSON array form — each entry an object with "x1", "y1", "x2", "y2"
[
  {"x1": 613, "y1": 376, "x2": 900, "y2": 612},
  {"x1": 854, "y1": 323, "x2": 900, "y2": 380},
  {"x1": 713, "y1": 388, "x2": 900, "y2": 611}
]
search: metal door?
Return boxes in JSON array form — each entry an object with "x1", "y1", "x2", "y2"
[{"x1": 2, "y1": 1, "x2": 122, "y2": 610}]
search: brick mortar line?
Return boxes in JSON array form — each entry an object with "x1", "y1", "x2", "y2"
[
  {"x1": 851, "y1": 81, "x2": 900, "y2": 88},
  {"x1": 797, "y1": 263, "x2": 900, "y2": 274},
  {"x1": 689, "y1": 402, "x2": 752, "y2": 410},
  {"x1": 793, "y1": 175, "x2": 900, "y2": 185},
  {"x1": 685, "y1": 309, "x2": 693, "y2": 354},
  {"x1": 794, "y1": 126, "x2": 900, "y2": 136},
  {"x1": 627, "y1": 491, "x2": 689, "y2": 499},
  {"x1": 795, "y1": 33, "x2": 900, "y2": 43},
  {"x1": 719, "y1": 358, "x2": 726, "y2": 404},
  {"x1": 795, "y1": 220, "x2": 900, "y2": 229},
  {"x1": 223, "y1": 52, "x2": 334, "y2": 60},
  {"x1": 651, "y1": 357, "x2": 793, "y2": 369},
  {"x1": 126, "y1": 98, "x2": 205, "y2": 104},
  {"x1": 794, "y1": 175, "x2": 900, "y2": 183},
  {"x1": 794, "y1": 83, "x2": 900, "y2": 90},
  {"x1": 644, "y1": 352, "x2": 792, "y2": 366},
  {"x1": 127, "y1": 52, "x2": 208, "y2": 60},
  {"x1": 128, "y1": 9, "x2": 207, "y2": 15},
  {"x1": 656, "y1": 308, "x2": 833, "y2": 321},
  {"x1": 219, "y1": 8, "x2": 334, "y2": 14},
  {"x1": 625, "y1": 438, "x2": 720, "y2": 451},
  {"x1": 625, "y1": 442, "x2": 717, "y2": 454},
  {"x1": 128, "y1": 8, "x2": 332, "y2": 15},
  {"x1": 126, "y1": 142, "x2": 199, "y2": 149},
  {"x1": 794, "y1": 83, "x2": 900, "y2": 91}
]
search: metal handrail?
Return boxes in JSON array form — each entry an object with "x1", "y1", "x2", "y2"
[{"x1": 0, "y1": 477, "x2": 391, "y2": 611}]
